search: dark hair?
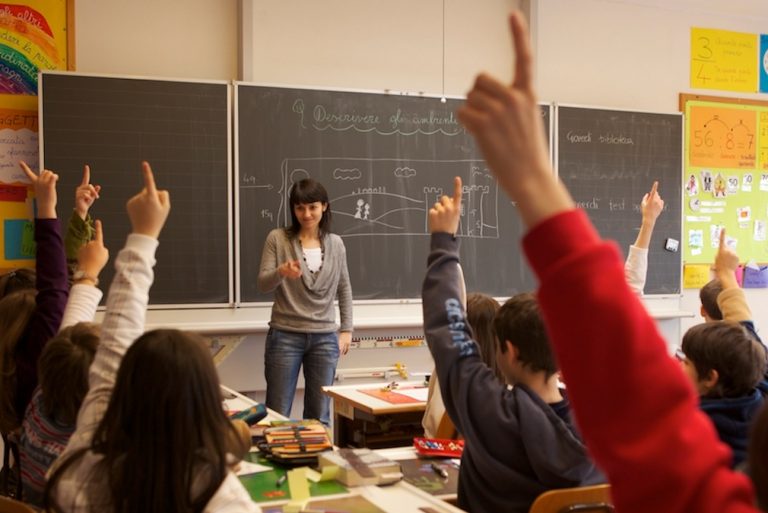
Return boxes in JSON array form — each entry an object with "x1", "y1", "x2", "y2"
[
  {"x1": 466, "y1": 293, "x2": 502, "y2": 381},
  {"x1": 287, "y1": 179, "x2": 331, "y2": 237},
  {"x1": 38, "y1": 323, "x2": 100, "y2": 426},
  {"x1": 699, "y1": 279, "x2": 723, "y2": 320},
  {"x1": 681, "y1": 322, "x2": 765, "y2": 398},
  {"x1": 749, "y1": 403, "x2": 768, "y2": 510},
  {"x1": 0, "y1": 268, "x2": 35, "y2": 299},
  {"x1": 45, "y1": 329, "x2": 242, "y2": 513},
  {"x1": 0, "y1": 289, "x2": 37, "y2": 434},
  {"x1": 494, "y1": 292, "x2": 557, "y2": 379}
]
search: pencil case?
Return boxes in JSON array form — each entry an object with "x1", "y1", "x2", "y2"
[
  {"x1": 256, "y1": 420, "x2": 333, "y2": 466},
  {"x1": 229, "y1": 404, "x2": 268, "y2": 426}
]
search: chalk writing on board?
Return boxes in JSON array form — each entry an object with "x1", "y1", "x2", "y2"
[
  {"x1": 270, "y1": 158, "x2": 499, "y2": 239},
  {"x1": 291, "y1": 99, "x2": 464, "y2": 136}
]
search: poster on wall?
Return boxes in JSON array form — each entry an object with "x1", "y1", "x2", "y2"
[
  {"x1": 690, "y1": 27, "x2": 758, "y2": 93},
  {"x1": 684, "y1": 99, "x2": 768, "y2": 271},
  {"x1": 0, "y1": 0, "x2": 72, "y2": 269},
  {"x1": 761, "y1": 34, "x2": 768, "y2": 94}
]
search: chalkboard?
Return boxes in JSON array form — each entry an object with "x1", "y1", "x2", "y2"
[
  {"x1": 236, "y1": 85, "x2": 551, "y2": 302},
  {"x1": 557, "y1": 106, "x2": 682, "y2": 294},
  {"x1": 40, "y1": 73, "x2": 231, "y2": 305}
]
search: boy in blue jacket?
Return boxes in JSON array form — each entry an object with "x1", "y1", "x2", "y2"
[{"x1": 421, "y1": 177, "x2": 603, "y2": 513}]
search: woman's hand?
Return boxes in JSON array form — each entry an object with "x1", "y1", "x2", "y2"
[
  {"x1": 338, "y1": 331, "x2": 352, "y2": 355},
  {"x1": 278, "y1": 259, "x2": 302, "y2": 279}
]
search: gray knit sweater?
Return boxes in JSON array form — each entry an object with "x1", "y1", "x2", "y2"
[{"x1": 257, "y1": 228, "x2": 353, "y2": 333}]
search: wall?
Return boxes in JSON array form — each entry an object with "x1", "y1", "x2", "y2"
[{"x1": 73, "y1": 0, "x2": 768, "y2": 407}]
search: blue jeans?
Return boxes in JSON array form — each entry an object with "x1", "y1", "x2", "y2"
[{"x1": 264, "y1": 328, "x2": 339, "y2": 425}]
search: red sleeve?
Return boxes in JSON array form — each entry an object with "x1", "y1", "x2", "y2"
[{"x1": 523, "y1": 209, "x2": 757, "y2": 513}]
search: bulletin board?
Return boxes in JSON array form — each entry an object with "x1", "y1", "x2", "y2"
[{"x1": 681, "y1": 94, "x2": 768, "y2": 265}]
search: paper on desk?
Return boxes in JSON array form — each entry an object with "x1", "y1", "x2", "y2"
[
  {"x1": 396, "y1": 387, "x2": 429, "y2": 402},
  {"x1": 235, "y1": 460, "x2": 272, "y2": 476},
  {"x1": 306, "y1": 465, "x2": 339, "y2": 482}
]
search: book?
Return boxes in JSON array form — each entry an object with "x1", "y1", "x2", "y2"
[{"x1": 319, "y1": 448, "x2": 402, "y2": 487}]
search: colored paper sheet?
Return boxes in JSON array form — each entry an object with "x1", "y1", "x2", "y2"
[
  {"x1": 4, "y1": 218, "x2": 34, "y2": 259},
  {"x1": 683, "y1": 264, "x2": 712, "y2": 289},
  {"x1": 743, "y1": 265, "x2": 768, "y2": 288},
  {"x1": 359, "y1": 388, "x2": 425, "y2": 404},
  {"x1": 0, "y1": 184, "x2": 26, "y2": 201},
  {"x1": 761, "y1": 35, "x2": 768, "y2": 93},
  {"x1": 0, "y1": 105, "x2": 39, "y2": 182},
  {"x1": 691, "y1": 28, "x2": 758, "y2": 93},
  {"x1": 688, "y1": 104, "x2": 757, "y2": 169}
]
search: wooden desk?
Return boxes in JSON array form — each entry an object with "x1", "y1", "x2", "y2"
[
  {"x1": 322, "y1": 382, "x2": 427, "y2": 449},
  {"x1": 376, "y1": 446, "x2": 459, "y2": 505}
]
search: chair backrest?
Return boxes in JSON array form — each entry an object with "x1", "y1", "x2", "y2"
[
  {"x1": 529, "y1": 484, "x2": 614, "y2": 513},
  {"x1": 0, "y1": 496, "x2": 37, "y2": 513}
]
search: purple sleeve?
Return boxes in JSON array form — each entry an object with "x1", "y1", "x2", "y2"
[{"x1": 14, "y1": 218, "x2": 68, "y2": 421}]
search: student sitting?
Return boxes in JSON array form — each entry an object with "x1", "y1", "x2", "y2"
[
  {"x1": 422, "y1": 176, "x2": 603, "y2": 513},
  {"x1": 422, "y1": 291, "x2": 502, "y2": 440},
  {"x1": 44, "y1": 162, "x2": 258, "y2": 513},
  {"x1": 677, "y1": 230, "x2": 767, "y2": 467},
  {"x1": 18, "y1": 220, "x2": 108, "y2": 507},
  {"x1": 457, "y1": 11, "x2": 763, "y2": 513}
]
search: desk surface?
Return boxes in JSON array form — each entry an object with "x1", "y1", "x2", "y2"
[{"x1": 322, "y1": 381, "x2": 428, "y2": 415}]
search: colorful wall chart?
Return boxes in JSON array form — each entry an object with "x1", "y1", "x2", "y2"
[
  {"x1": 691, "y1": 28, "x2": 758, "y2": 93},
  {"x1": 0, "y1": 1, "x2": 71, "y2": 270},
  {"x1": 684, "y1": 98, "x2": 768, "y2": 269}
]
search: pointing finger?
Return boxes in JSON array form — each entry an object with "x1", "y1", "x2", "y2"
[
  {"x1": 453, "y1": 176, "x2": 463, "y2": 209},
  {"x1": 509, "y1": 11, "x2": 534, "y2": 93},
  {"x1": 81, "y1": 164, "x2": 91, "y2": 186},
  {"x1": 93, "y1": 219, "x2": 103, "y2": 244},
  {"x1": 19, "y1": 161, "x2": 37, "y2": 181},
  {"x1": 142, "y1": 161, "x2": 157, "y2": 195},
  {"x1": 649, "y1": 180, "x2": 658, "y2": 198},
  {"x1": 719, "y1": 228, "x2": 726, "y2": 249}
]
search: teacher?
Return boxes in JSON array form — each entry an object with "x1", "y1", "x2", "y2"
[{"x1": 257, "y1": 178, "x2": 353, "y2": 425}]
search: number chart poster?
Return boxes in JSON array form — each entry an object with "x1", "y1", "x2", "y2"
[{"x1": 684, "y1": 100, "x2": 768, "y2": 265}]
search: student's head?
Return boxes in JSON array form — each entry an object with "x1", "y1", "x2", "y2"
[
  {"x1": 0, "y1": 268, "x2": 35, "y2": 300},
  {"x1": 466, "y1": 293, "x2": 503, "y2": 381},
  {"x1": 749, "y1": 403, "x2": 768, "y2": 510},
  {"x1": 0, "y1": 288, "x2": 37, "y2": 434},
  {"x1": 699, "y1": 279, "x2": 723, "y2": 321},
  {"x1": 38, "y1": 322, "x2": 100, "y2": 426},
  {"x1": 493, "y1": 293, "x2": 557, "y2": 384},
  {"x1": 679, "y1": 322, "x2": 765, "y2": 398},
  {"x1": 46, "y1": 329, "x2": 243, "y2": 512},
  {"x1": 288, "y1": 178, "x2": 331, "y2": 236}
]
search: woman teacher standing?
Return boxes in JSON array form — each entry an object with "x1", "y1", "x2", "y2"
[{"x1": 258, "y1": 178, "x2": 353, "y2": 425}]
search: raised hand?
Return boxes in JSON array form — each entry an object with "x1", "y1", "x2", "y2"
[
  {"x1": 429, "y1": 176, "x2": 463, "y2": 235},
  {"x1": 641, "y1": 181, "x2": 664, "y2": 225},
  {"x1": 75, "y1": 164, "x2": 101, "y2": 220},
  {"x1": 457, "y1": 12, "x2": 572, "y2": 227},
  {"x1": 278, "y1": 259, "x2": 302, "y2": 279},
  {"x1": 76, "y1": 219, "x2": 109, "y2": 283},
  {"x1": 20, "y1": 161, "x2": 58, "y2": 219},
  {"x1": 714, "y1": 228, "x2": 739, "y2": 281},
  {"x1": 126, "y1": 161, "x2": 171, "y2": 239}
]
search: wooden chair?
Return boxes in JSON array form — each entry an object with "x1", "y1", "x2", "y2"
[
  {"x1": 0, "y1": 496, "x2": 36, "y2": 513},
  {"x1": 529, "y1": 484, "x2": 613, "y2": 513},
  {"x1": 0, "y1": 433, "x2": 22, "y2": 500}
]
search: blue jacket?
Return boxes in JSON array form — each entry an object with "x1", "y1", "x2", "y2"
[{"x1": 700, "y1": 387, "x2": 765, "y2": 467}]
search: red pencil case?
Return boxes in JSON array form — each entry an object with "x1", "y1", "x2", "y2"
[{"x1": 413, "y1": 437, "x2": 464, "y2": 458}]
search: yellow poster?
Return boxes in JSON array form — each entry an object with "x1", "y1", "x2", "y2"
[
  {"x1": 683, "y1": 264, "x2": 712, "y2": 289},
  {"x1": 691, "y1": 28, "x2": 758, "y2": 93}
]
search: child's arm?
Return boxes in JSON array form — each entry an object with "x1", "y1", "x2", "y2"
[
  {"x1": 59, "y1": 219, "x2": 109, "y2": 329},
  {"x1": 59, "y1": 162, "x2": 169, "y2": 454},
  {"x1": 64, "y1": 165, "x2": 100, "y2": 280},
  {"x1": 14, "y1": 161, "x2": 68, "y2": 418},
  {"x1": 459, "y1": 12, "x2": 756, "y2": 513},
  {"x1": 624, "y1": 181, "x2": 663, "y2": 295},
  {"x1": 713, "y1": 229, "x2": 763, "y2": 345}
]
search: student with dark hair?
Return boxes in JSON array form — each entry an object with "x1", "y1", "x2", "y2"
[
  {"x1": 17, "y1": 220, "x2": 108, "y2": 506},
  {"x1": 677, "y1": 230, "x2": 767, "y2": 467},
  {"x1": 456, "y1": 11, "x2": 763, "y2": 513},
  {"x1": 257, "y1": 178, "x2": 353, "y2": 425},
  {"x1": 0, "y1": 162, "x2": 68, "y2": 437},
  {"x1": 422, "y1": 177, "x2": 603, "y2": 513},
  {"x1": 45, "y1": 162, "x2": 258, "y2": 513},
  {"x1": 700, "y1": 279, "x2": 724, "y2": 321}
]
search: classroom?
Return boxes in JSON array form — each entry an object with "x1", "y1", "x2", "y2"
[{"x1": 1, "y1": 0, "x2": 768, "y2": 511}]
